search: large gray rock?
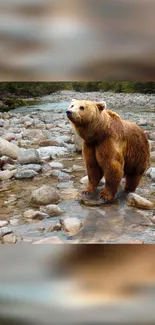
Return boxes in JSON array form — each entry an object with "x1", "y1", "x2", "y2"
[
  {"x1": 19, "y1": 164, "x2": 42, "y2": 172},
  {"x1": 31, "y1": 185, "x2": 60, "y2": 206},
  {"x1": 18, "y1": 148, "x2": 40, "y2": 165},
  {"x1": 15, "y1": 169, "x2": 38, "y2": 179},
  {"x1": 0, "y1": 138, "x2": 19, "y2": 159}
]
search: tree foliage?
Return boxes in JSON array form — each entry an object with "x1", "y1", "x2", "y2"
[{"x1": 0, "y1": 82, "x2": 155, "y2": 97}]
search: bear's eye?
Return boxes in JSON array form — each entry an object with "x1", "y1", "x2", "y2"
[
  {"x1": 71, "y1": 105, "x2": 74, "y2": 108},
  {"x1": 79, "y1": 106, "x2": 84, "y2": 110}
]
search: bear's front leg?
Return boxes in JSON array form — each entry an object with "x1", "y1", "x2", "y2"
[
  {"x1": 100, "y1": 160, "x2": 124, "y2": 203},
  {"x1": 82, "y1": 142, "x2": 103, "y2": 194}
]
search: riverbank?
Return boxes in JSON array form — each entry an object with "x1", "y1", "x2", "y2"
[
  {"x1": 42, "y1": 90, "x2": 155, "y2": 109},
  {"x1": 0, "y1": 90, "x2": 155, "y2": 112}
]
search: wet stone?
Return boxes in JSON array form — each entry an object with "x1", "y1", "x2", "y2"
[
  {"x1": 3, "y1": 164, "x2": 16, "y2": 171},
  {"x1": 49, "y1": 162, "x2": 64, "y2": 169},
  {"x1": 0, "y1": 226, "x2": 12, "y2": 236},
  {"x1": 40, "y1": 204, "x2": 64, "y2": 217},
  {"x1": 31, "y1": 185, "x2": 60, "y2": 206},
  {"x1": 127, "y1": 193, "x2": 154, "y2": 210},
  {"x1": 23, "y1": 210, "x2": 48, "y2": 220},
  {"x1": 57, "y1": 181, "x2": 74, "y2": 189},
  {"x1": 72, "y1": 165, "x2": 85, "y2": 172},
  {"x1": 15, "y1": 169, "x2": 38, "y2": 179},
  {"x1": 146, "y1": 167, "x2": 155, "y2": 181},
  {"x1": 3, "y1": 233, "x2": 17, "y2": 244},
  {"x1": 9, "y1": 218, "x2": 19, "y2": 226},
  {"x1": 60, "y1": 217, "x2": 82, "y2": 236},
  {"x1": 0, "y1": 220, "x2": 9, "y2": 227},
  {"x1": 60, "y1": 188, "x2": 79, "y2": 200},
  {"x1": 18, "y1": 148, "x2": 40, "y2": 165},
  {"x1": 79, "y1": 191, "x2": 108, "y2": 206},
  {"x1": 46, "y1": 223, "x2": 62, "y2": 232},
  {"x1": 0, "y1": 170, "x2": 16, "y2": 181}
]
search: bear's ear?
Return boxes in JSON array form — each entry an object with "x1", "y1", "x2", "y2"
[
  {"x1": 96, "y1": 101, "x2": 107, "y2": 111},
  {"x1": 71, "y1": 98, "x2": 76, "y2": 102}
]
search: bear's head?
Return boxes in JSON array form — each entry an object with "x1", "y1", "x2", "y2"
[{"x1": 66, "y1": 99, "x2": 107, "y2": 126}]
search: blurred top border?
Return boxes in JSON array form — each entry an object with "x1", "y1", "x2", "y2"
[{"x1": 0, "y1": 0, "x2": 155, "y2": 81}]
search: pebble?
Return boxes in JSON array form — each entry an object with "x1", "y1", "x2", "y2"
[
  {"x1": 72, "y1": 165, "x2": 85, "y2": 172},
  {"x1": 23, "y1": 210, "x2": 48, "y2": 220},
  {"x1": 58, "y1": 172, "x2": 72, "y2": 182},
  {"x1": 80, "y1": 176, "x2": 105, "y2": 185},
  {"x1": 40, "y1": 204, "x2": 64, "y2": 217},
  {"x1": 146, "y1": 167, "x2": 155, "y2": 181},
  {"x1": 57, "y1": 181, "x2": 74, "y2": 189},
  {"x1": 49, "y1": 162, "x2": 64, "y2": 169}
]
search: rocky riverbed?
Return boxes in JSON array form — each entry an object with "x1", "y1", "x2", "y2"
[{"x1": 0, "y1": 90, "x2": 155, "y2": 244}]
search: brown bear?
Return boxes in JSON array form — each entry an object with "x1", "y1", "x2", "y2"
[{"x1": 66, "y1": 99, "x2": 150, "y2": 203}]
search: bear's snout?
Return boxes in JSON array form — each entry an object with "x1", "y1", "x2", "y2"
[{"x1": 66, "y1": 110, "x2": 72, "y2": 118}]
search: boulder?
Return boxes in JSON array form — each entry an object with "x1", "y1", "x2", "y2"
[{"x1": 31, "y1": 185, "x2": 60, "y2": 206}]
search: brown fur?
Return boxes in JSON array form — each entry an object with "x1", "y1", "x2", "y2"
[{"x1": 67, "y1": 100, "x2": 150, "y2": 202}]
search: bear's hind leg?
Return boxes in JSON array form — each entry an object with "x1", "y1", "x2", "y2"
[
  {"x1": 124, "y1": 174, "x2": 143, "y2": 193},
  {"x1": 100, "y1": 161, "x2": 123, "y2": 202}
]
